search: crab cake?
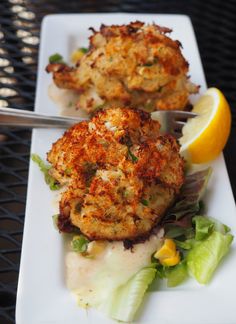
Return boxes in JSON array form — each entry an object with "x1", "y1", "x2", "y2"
[
  {"x1": 46, "y1": 21, "x2": 198, "y2": 114},
  {"x1": 47, "y1": 107, "x2": 184, "y2": 241}
]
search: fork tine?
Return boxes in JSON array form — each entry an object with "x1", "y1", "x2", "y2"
[
  {"x1": 151, "y1": 110, "x2": 197, "y2": 139},
  {"x1": 167, "y1": 111, "x2": 197, "y2": 139},
  {"x1": 169, "y1": 110, "x2": 197, "y2": 120},
  {"x1": 172, "y1": 120, "x2": 185, "y2": 130},
  {"x1": 171, "y1": 130, "x2": 182, "y2": 139}
]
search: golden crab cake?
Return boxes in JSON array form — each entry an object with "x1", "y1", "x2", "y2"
[
  {"x1": 47, "y1": 107, "x2": 185, "y2": 240},
  {"x1": 47, "y1": 108, "x2": 160, "y2": 184},
  {"x1": 119, "y1": 135, "x2": 184, "y2": 188},
  {"x1": 46, "y1": 21, "x2": 199, "y2": 113},
  {"x1": 94, "y1": 107, "x2": 161, "y2": 143},
  {"x1": 47, "y1": 121, "x2": 89, "y2": 184},
  {"x1": 47, "y1": 118, "x2": 127, "y2": 184},
  {"x1": 63, "y1": 170, "x2": 175, "y2": 241},
  {"x1": 134, "y1": 135, "x2": 185, "y2": 189},
  {"x1": 58, "y1": 182, "x2": 86, "y2": 233}
]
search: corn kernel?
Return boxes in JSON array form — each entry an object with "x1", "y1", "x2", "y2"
[
  {"x1": 154, "y1": 238, "x2": 181, "y2": 267},
  {"x1": 154, "y1": 238, "x2": 177, "y2": 259},
  {"x1": 160, "y1": 251, "x2": 180, "y2": 266}
]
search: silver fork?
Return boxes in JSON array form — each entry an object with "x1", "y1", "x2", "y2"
[
  {"x1": 0, "y1": 107, "x2": 85, "y2": 128},
  {"x1": 0, "y1": 107, "x2": 197, "y2": 137},
  {"x1": 151, "y1": 110, "x2": 197, "y2": 138}
]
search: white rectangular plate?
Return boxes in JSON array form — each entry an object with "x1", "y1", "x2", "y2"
[{"x1": 16, "y1": 13, "x2": 236, "y2": 324}]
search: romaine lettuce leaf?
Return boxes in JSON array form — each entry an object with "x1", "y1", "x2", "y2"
[
  {"x1": 166, "y1": 261, "x2": 188, "y2": 287},
  {"x1": 187, "y1": 231, "x2": 233, "y2": 284},
  {"x1": 150, "y1": 259, "x2": 188, "y2": 288},
  {"x1": 174, "y1": 239, "x2": 194, "y2": 250},
  {"x1": 208, "y1": 216, "x2": 231, "y2": 234},
  {"x1": 31, "y1": 153, "x2": 61, "y2": 190},
  {"x1": 193, "y1": 216, "x2": 215, "y2": 241},
  {"x1": 101, "y1": 265, "x2": 156, "y2": 322},
  {"x1": 193, "y1": 215, "x2": 231, "y2": 240}
]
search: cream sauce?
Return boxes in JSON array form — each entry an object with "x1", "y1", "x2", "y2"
[
  {"x1": 65, "y1": 230, "x2": 163, "y2": 308},
  {"x1": 48, "y1": 83, "x2": 89, "y2": 118}
]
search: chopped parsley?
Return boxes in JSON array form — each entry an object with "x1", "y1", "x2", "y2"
[
  {"x1": 121, "y1": 135, "x2": 138, "y2": 163},
  {"x1": 143, "y1": 62, "x2": 153, "y2": 67},
  {"x1": 141, "y1": 199, "x2": 149, "y2": 206},
  {"x1": 65, "y1": 167, "x2": 72, "y2": 175},
  {"x1": 127, "y1": 147, "x2": 138, "y2": 163},
  {"x1": 49, "y1": 53, "x2": 64, "y2": 64},
  {"x1": 83, "y1": 162, "x2": 98, "y2": 186},
  {"x1": 123, "y1": 190, "x2": 129, "y2": 198}
]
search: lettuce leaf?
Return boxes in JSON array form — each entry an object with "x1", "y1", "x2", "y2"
[
  {"x1": 193, "y1": 215, "x2": 231, "y2": 240},
  {"x1": 163, "y1": 168, "x2": 212, "y2": 240},
  {"x1": 174, "y1": 239, "x2": 194, "y2": 250},
  {"x1": 193, "y1": 216, "x2": 215, "y2": 241},
  {"x1": 166, "y1": 167, "x2": 212, "y2": 221},
  {"x1": 187, "y1": 231, "x2": 233, "y2": 284},
  {"x1": 52, "y1": 214, "x2": 59, "y2": 230},
  {"x1": 31, "y1": 154, "x2": 61, "y2": 190},
  {"x1": 101, "y1": 265, "x2": 156, "y2": 322},
  {"x1": 166, "y1": 261, "x2": 188, "y2": 287},
  {"x1": 165, "y1": 225, "x2": 194, "y2": 240},
  {"x1": 149, "y1": 258, "x2": 188, "y2": 288},
  {"x1": 208, "y1": 216, "x2": 231, "y2": 234}
]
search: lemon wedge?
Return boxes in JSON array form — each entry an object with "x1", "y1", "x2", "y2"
[{"x1": 179, "y1": 88, "x2": 231, "y2": 163}]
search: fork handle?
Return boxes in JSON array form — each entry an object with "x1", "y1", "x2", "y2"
[{"x1": 0, "y1": 107, "x2": 87, "y2": 128}]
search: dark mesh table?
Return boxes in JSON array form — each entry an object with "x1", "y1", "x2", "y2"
[{"x1": 0, "y1": 1, "x2": 235, "y2": 323}]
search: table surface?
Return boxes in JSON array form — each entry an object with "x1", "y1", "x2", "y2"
[{"x1": 0, "y1": 1, "x2": 235, "y2": 323}]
